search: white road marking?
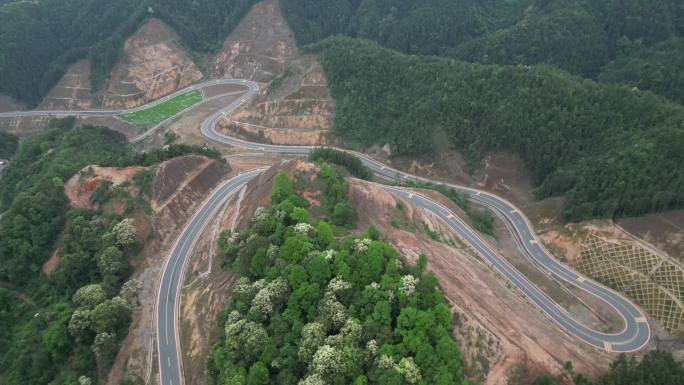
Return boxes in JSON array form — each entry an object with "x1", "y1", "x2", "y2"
[
  {"x1": 576, "y1": 276, "x2": 586, "y2": 283},
  {"x1": 636, "y1": 317, "x2": 647, "y2": 323},
  {"x1": 604, "y1": 342, "x2": 613, "y2": 352}
]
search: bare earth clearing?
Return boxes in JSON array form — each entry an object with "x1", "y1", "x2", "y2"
[
  {"x1": 212, "y1": 0, "x2": 295, "y2": 82},
  {"x1": 39, "y1": 60, "x2": 93, "y2": 110},
  {"x1": 61, "y1": 155, "x2": 231, "y2": 385},
  {"x1": 102, "y1": 19, "x2": 204, "y2": 109}
]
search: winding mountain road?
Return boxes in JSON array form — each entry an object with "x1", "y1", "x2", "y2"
[{"x1": 0, "y1": 79, "x2": 650, "y2": 385}]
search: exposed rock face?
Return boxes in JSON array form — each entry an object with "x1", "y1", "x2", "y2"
[
  {"x1": 218, "y1": 56, "x2": 335, "y2": 145},
  {"x1": 348, "y1": 180, "x2": 615, "y2": 385},
  {"x1": 102, "y1": 18, "x2": 204, "y2": 108},
  {"x1": 39, "y1": 60, "x2": 93, "y2": 110},
  {"x1": 212, "y1": 0, "x2": 296, "y2": 82}
]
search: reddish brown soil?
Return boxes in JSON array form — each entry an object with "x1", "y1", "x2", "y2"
[
  {"x1": 212, "y1": 0, "x2": 296, "y2": 82},
  {"x1": 42, "y1": 249, "x2": 61, "y2": 276},
  {"x1": 39, "y1": 60, "x2": 92, "y2": 110},
  {"x1": 348, "y1": 180, "x2": 615, "y2": 384},
  {"x1": 106, "y1": 156, "x2": 231, "y2": 385},
  {"x1": 65, "y1": 165, "x2": 146, "y2": 209},
  {"x1": 617, "y1": 211, "x2": 684, "y2": 263},
  {"x1": 102, "y1": 19, "x2": 204, "y2": 108}
]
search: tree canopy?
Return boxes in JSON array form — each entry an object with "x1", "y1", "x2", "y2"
[
  {"x1": 210, "y1": 169, "x2": 466, "y2": 385},
  {"x1": 0, "y1": 0, "x2": 258, "y2": 106},
  {"x1": 305, "y1": 37, "x2": 684, "y2": 221}
]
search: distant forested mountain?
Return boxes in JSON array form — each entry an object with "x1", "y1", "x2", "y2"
[
  {"x1": 281, "y1": 0, "x2": 684, "y2": 103},
  {"x1": 306, "y1": 37, "x2": 684, "y2": 221},
  {"x1": 278, "y1": 0, "x2": 684, "y2": 220},
  {"x1": 0, "y1": 0, "x2": 257, "y2": 106}
]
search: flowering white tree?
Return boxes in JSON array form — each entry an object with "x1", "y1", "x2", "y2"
[
  {"x1": 294, "y1": 222, "x2": 315, "y2": 236},
  {"x1": 249, "y1": 277, "x2": 289, "y2": 320},
  {"x1": 119, "y1": 279, "x2": 142, "y2": 307},
  {"x1": 92, "y1": 331, "x2": 117, "y2": 363},
  {"x1": 400, "y1": 275, "x2": 418, "y2": 297},
  {"x1": 322, "y1": 249, "x2": 335, "y2": 262},
  {"x1": 397, "y1": 357, "x2": 422, "y2": 384},
  {"x1": 377, "y1": 354, "x2": 395, "y2": 369},
  {"x1": 340, "y1": 318, "x2": 361, "y2": 343},
  {"x1": 68, "y1": 308, "x2": 92, "y2": 340},
  {"x1": 327, "y1": 277, "x2": 352, "y2": 294},
  {"x1": 353, "y1": 238, "x2": 372, "y2": 253},
  {"x1": 298, "y1": 322, "x2": 326, "y2": 362},
  {"x1": 311, "y1": 345, "x2": 342, "y2": 376},
  {"x1": 319, "y1": 292, "x2": 347, "y2": 329},
  {"x1": 298, "y1": 374, "x2": 326, "y2": 385},
  {"x1": 111, "y1": 218, "x2": 136, "y2": 247},
  {"x1": 366, "y1": 339, "x2": 378, "y2": 356},
  {"x1": 78, "y1": 376, "x2": 92, "y2": 385},
  {"x1": 224, "y1": 319, "x2": 269, "y2": 360},
  {"x1": 73, "y1": 284, "x2": 106, "y2": 309}
]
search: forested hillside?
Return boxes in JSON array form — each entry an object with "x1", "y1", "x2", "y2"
[
  {"x1": 0, "y1": 131, "x2": 18, "y2": 159},
  {"x1": 533, "y1": 351, "x2": 684, "y2": 385},
  {"x1": 0, "y1": 0, "x2": 147, "y2": 105},
  {"x1": 307, "y1": 37, "x2": 684, "y2": 221},
  {"x1": 0, "y1": 121, "x2": 136, "y2": 384},
  {"x1": 0, "y1": 0, "x2": 257, "y2": 106},
  {"x1": 280, "y1": 0, "x2": 684, "y2": 103},
  {"x1": 0, "y1": 119, "x2": 225, "y2": 384},
  {"x1": 209, "y1": 167, "x2": 466, "y2": 384}
]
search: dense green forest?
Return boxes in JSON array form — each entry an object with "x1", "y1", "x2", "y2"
[
  {"x1": 209, "y1": 167, "x2": 465, "y2": 384},
  {"x1": 0, "y1": 0, "x2": 147, "y2": 105},
  {"x1": 309, "y1": 147, "x2": 374, "y2": 180},
  {"x1": 0, "y1": 0, "x2": 257, "y2": 106},
  {"x1": 532, "y1": 351, "x2": 684, "y2": 385},
  {"x1": 305, "y1": 37, "x2": 684, "y2": 221},
  {"x1": 280, "y1": 0, "x2": 684, "y2": 103},
  {"x1": 0, "y1": 131, "x2": 18, "y2": 159},
  {"x1": 149, "y1": 0, "x2": 257, "y2": 53},
  {"x1": 0, "y1": 119, "x2": 225, "y2": 384},
  {"x1": 0, "y1": 121, "x2": 136, "y2": 384}
]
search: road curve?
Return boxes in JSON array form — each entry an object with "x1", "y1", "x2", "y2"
[
  {"x1": 0, "y1": 79, "x2": 650, "y2": 385},
  {"x1": 155, "y1": 169, "x2": 264, "y2": 385},
  {"x1": 0, "y1": 79, "x2": 257, "y2": 143},
  {"x1": 198, "y1": 81, "x2": 651, "y2": 354}
]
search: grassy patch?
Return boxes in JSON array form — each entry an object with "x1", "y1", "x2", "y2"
[{"x1": 119, "y1": 90, "x2": 203, "y2": 127}]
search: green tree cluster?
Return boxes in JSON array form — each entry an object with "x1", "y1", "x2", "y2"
[
  {"x1": 305, "y1": 37, "x2": 684, "y2": 221},
  {"x1": 0, "y1": 118, "x2": 220, "y2": 384},
  {"x1": 210, "y1": 171, "x2": 466, "y2": 385},
  {"x1": 280, "y1": 0, "x2": 684, "y2": 103},
  {"x1": 0, "y1": 0, "x2": 147, "y2": 105},
  {"x1": 532, "y1": 351, "x2": 684, "y2": 385},
  {"x1": 407, "y1": 182, "x2": 494, "y2": 236},
  {"x1": 0, "y1": 210, "x2": 135, "y2": 385},
  {"x1": 148, "y1": 0, "x2": 257, "y2": 53},
  {"x1": 309, "y1": 147, "x2": 373, "y2": 180}
]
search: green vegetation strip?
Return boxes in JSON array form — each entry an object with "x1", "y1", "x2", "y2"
[{"x1": 119, "y1": 90, "x2": 203, "y2": 127}]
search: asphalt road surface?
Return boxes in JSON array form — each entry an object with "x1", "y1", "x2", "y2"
[
  {"x1": 199, "y1": 81, "x2": 651, "y2": 354},
  {"x1": 155, "y1": 169, "x2": 264, "y2": 385},
  {"x1": 0, "y1": 79, "x2": 256, "y2": 143},
  {"x1": 0, "y1": 79, "x2": 650, "y2": 385}
]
